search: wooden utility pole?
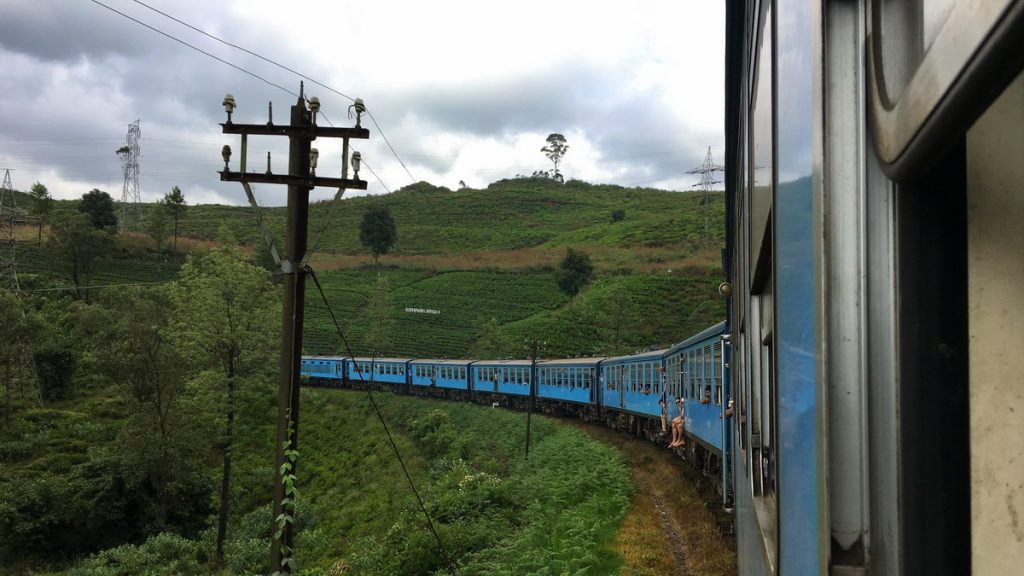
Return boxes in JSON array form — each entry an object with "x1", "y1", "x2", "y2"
[{"x1": 218, "y1": 84, "x2": 369, "y2": 574}]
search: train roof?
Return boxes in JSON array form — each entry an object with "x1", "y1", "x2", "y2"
[
  {"x1": 471, "y1": 359, "x2": 532, "y2": 367},
  {"x1": 348, "y1": 357, "x2": 412, "y2": 364},
  {"x1": 601, "y1": 348, "x2": 668, "y2": 363},
  {"x1": 408, "y1": 358, "x2": 476, "y2": 365},
  {"x1": 664, "y1": 321, "x2": 728, "y2": 355},
  {"x1": 537, "y1": 357, "x2": 605, "y2": 367},
  {"x1": 302, "y1": 355, "x2": 341, "y2": 361}
]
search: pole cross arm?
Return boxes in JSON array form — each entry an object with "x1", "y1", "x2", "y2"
[
  {"x1": 219, "y1": 170, "x2": 368, "y2": 190},
  {"x1": 221, "y1": 123, "x2": 370, "y2": 140}
]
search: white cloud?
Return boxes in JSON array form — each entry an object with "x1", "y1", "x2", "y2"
[{"x1": 0, "y1": 0, "x2": 725, "y2": 205}]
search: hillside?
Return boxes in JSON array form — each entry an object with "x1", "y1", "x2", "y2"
[
  {"x1": 180, "y1": 178, "x2": 724, "y2": 263},
  {"x1": 14, "y1": 178, "x2": 726, "y2": 358},
  {"x1": 1, "y1": 177, "x2": 732, "y2": 575}
]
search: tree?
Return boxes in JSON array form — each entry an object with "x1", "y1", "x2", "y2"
[
  {"x1": 48, "y1": 210, "x2": 114, "y2": 302},
  {"x1": 556, "y1": 248, "x2": 594, "y2": 301},
  {"x1": 541, "y1": 133, "x2": 569, "y2": 182},
  {"x1": 102, "y1": 287, "x2": 212, "y2": 530},
  {"x1": 163, "y1": 186, "x2": 187, "y2": 252},
  {"x1": 173, "y1": 246, "x2": 277, "y2": 563},
  {"x1": 146, "y1": 201, "x2": 170, "y2": 252},
  {"x1": 79, "y1": 189, "x2": 118, "y2": 230},
  {"x1": 28, "y1": 182, "x2": 52, "y2": 242},
  {"x1": 359, "y1": 206, "x2": 396, "y2": 266},
  {"x1": 364, "y1": 275, "x2": 395, "y2": 355}
]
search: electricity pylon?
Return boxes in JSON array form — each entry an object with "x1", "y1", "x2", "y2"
[
  {"x1": 687, "y1": 147, "x2": 724, "y2": 248},
  {"x1": 117, "y1": 120, "x2": 141, "y2": 231},
  {"x1": 0, "y1": 169, "x2": 23, "y2": 292}
]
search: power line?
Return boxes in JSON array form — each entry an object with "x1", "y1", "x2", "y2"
[
  {"x1": 88, "y1": 0, "x2": 299, "y2": 98},
  {"x1": 129, "y1": 0, "x2": 418, "y2": 186},
  {"x1": 306, "y1": 266, "x2": 456, "y2": 576}
]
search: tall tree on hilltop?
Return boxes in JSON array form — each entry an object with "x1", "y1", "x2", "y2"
[
  {"x1": 173, "y1": 246, "x2": 277, "y2": 563},
  {"x1": 79, "y1": 189, "x2": 118, "y2": 230},
  {"x1": 163, "y1": 186, "x2": 187, "y2": 252},
  {"x1": 556, "y1": 248, "x2": 594, "y2": 302},
  {"x1": 28, "y1": 182, "x2": 52, "y2": 242},
  {"x1": 541, "y1": 133, "x2": 569, "y2": 183},
  {"x1": 359, "y1": 206, "x2": 397, "y2": 267}
]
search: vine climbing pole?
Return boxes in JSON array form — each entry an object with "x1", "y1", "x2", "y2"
[{"x1": 217, "y1": 84, "x2": 369, "y2": 574}]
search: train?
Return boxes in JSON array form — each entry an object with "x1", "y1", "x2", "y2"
[
  {"x1": 301, "y1": 320, "x2": 735, "y2": 507},
  {"x1": 723, "y1": 1, "x2": 1024, "y2": 574},
  {"x1": 306, "y1": 1, "x2": 1024, "y2": 574}
]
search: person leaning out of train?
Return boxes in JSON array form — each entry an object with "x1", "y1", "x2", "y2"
[
  {"x1": 669, "y1": 397, "x2": 686, "y2": 448},
  {"x1": 721, "y1": 397, "x2": 734, "y2": 419}
]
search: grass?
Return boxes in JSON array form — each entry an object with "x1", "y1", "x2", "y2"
[
  {"x1": 574, "y1": 422, "x2": 738, "y2": 576},
  {"x1": 295, "y1": 389, "x2": 632, "y2": 575},
  {"x1": 178, "y1": 178, "x2": 725, "y2": 257}
]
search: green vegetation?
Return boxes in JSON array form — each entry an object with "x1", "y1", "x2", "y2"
[
  {"x1": 304, "y1": 267, "x2": 722, "y2": 359},
  {"x1": 0, "y1": 176, "x2": 728, "y2": 574},
  {"x1": 176, "y1": 179, "x2": 723, "y2": 257}
]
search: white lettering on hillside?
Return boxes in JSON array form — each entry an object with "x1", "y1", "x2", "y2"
[{"x1": 404, "y1": 307, "x2": 441, "y2": 315}]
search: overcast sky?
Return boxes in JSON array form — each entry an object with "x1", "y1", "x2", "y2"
[{"x1": 0, "y1": 0, "x2": 724, "y2": 206}]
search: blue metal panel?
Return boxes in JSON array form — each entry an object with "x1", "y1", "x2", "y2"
[
  {"x1": 300, "y1": 357, "x2": 344, "y2": 380},
  {"x1": 775, "y1": 0, "x2": 821, "y2": 572},
  {"x1": 535, "y1": 363, "x2": 596, "y2": 404}
]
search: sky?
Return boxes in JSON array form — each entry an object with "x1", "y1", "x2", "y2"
[{"x1": 0, "y1": 0, "x2": 725, "y2": 207}]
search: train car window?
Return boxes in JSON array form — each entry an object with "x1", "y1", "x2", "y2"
[{"x1": 867, "y1": 0, "x2": 1023, "y2": 178}]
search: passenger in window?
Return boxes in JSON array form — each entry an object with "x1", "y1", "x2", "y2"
[
  {"x1": 701, "y1": 385, "x2": 712, "y2": 405},
  {"x1": 643, "y1": 384, "x2": 652, "y2": 395},
  {"x1": 722, "y1": 396, "x2": 734, "y2": 419},
  {"x1": 669, "y1": 397, "x2": 686, "y2": 448}
]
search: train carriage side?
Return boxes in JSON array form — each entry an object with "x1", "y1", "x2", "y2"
[
  {"x1": 535, "y1": 357, "x2": 603, "y2": 406},
  {"x1": 408, "y1": 359, "x2": 472, "y2": 390},
  {"x1": 300, "y1": 355, "x2": 345, "y2": 387},
  {"x1": 345, "y1": 357, "x2": 409, "y2": 387},
  {"x1": 724, "y1": 0, "x2": 1024, "y2": 574},
  {"x1": 492, "y1": 359, "x2": 532, "y2": 397},
  {"x1": 600, "y1": 350, "x2": 666, "y2": 418},
  {"x1": 665, "y1": 323, "x2": 728, "y2": 456}
]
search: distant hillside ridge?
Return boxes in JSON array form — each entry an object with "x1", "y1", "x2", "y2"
[{"x1": 176, "y1": 177, "x2": 725, "y2": 262}]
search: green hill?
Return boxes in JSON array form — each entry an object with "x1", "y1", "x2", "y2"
[{"x1": 181, "y1": 178, "x2": 723, "y2": 258}]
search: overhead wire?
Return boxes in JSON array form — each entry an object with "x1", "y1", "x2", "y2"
[
  {"x1": 129, "y1": 0, "x2": 419, "y2": 185},
  {"x1": 306, "y1": 266, "x2": 457, "y2": 576}
]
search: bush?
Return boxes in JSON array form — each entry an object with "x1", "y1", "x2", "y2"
[
  {"x1": 611, "y1": 209, "x2": 626, "y2": 222},
  {"x1": 35, "y1": 346, "x2": 76, "y2": 401},
  {"x1": 68, "y1": 532, "x2": 203, "y2": 576}
]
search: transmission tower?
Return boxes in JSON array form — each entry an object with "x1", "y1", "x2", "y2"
[
  {"x1": 686, "y1": 147, "x2": 724, "y2": 247},
  {"x1": 116, "y1": 119, "x2": 141, "y2": 232},
  {"x1": 1, "y1": 168, "x2": 23, "y2": 293}
]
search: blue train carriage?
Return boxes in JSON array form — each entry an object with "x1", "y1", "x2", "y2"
[
  {"x1": 345, "y1": 357, "x2": 411, "y2": 390},
  {"x1": 664, "y1": 322, "x2": 729, "y2": 501},
  {"x1": 535, "y1": 357, "x2": 603, "y2": 418},
  {"x1": 408, "y1": 359, "x2": 473, "y2": 398},
  {"x1": 469, "y1": 360, "x2": 532, "y2": 408},
  {"x1": 599, "y1": 349, "x2": 667, "y2": 436},
  {"x1": 300, "y1": 355, "x2": 345, "y2": 387}
]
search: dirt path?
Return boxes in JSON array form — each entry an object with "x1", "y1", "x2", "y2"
[{"x1": 574, "y1": 422, "x2": 737, "y2": 576}]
